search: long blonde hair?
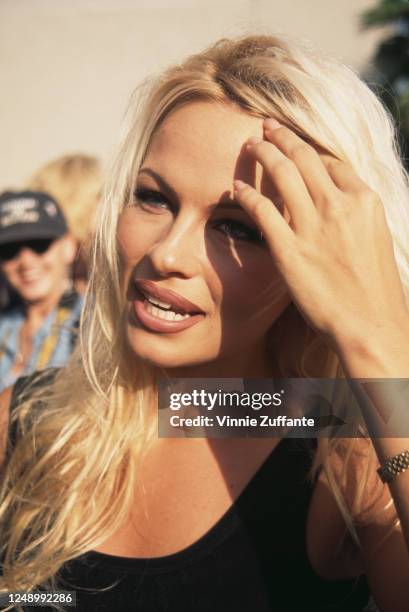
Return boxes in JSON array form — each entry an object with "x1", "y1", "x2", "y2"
[{"x1": 1, "y1": 34, "x2": 409, "y2": 594}]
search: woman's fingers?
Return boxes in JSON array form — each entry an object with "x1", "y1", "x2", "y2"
[
  {"x1": 233, "y1": 179, "x2": 294, "y2": 263},
  {"x1": 245, "y1": 137, "x2": 317, "y2": 234},
  {"x1": 321, "y1": 155, "x2": 370, "y2": 194},
  {"x1": 262, "y1": 121, "x2": 340, "y2": 211}
]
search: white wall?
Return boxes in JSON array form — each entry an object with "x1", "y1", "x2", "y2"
[{"x1": 0, "y1": 0, "x2": 390, "y2": 190}]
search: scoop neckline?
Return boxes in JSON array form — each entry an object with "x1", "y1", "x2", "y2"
[{"x1": 81, "y1": 437, "x2": 291, "y2": 573}]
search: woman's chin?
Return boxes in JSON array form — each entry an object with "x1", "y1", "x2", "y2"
[{"x1": 124, "y1": 332, "x2": 209, "y2": 372}]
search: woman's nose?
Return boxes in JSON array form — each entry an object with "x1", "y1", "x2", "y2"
[
  {"x1": 148, "y1": 219, "x2": 203, "y2": 278},
  {"x1": 16, "y1": 247, "x2": 41, "y2": 265}
]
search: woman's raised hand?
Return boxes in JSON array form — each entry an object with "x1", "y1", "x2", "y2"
[{"x1": 234, "y1": 118, "x2": 409, "y2": 352}]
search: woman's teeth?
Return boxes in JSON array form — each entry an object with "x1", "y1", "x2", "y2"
[
  {"x1": 145, "y1": 299, "x2": 191, "y2": 321},
  {"x1": 148, "y1": 296, "x2": 172, "y2": 310}
]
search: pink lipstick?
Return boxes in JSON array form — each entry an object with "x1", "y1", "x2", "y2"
[{"x1": 133, "y1": 279, "x2": 205, "y2": 333}]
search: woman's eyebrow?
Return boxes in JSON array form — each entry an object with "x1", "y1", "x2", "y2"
[
  {"x1": 138, "y1": 167, "x2": 242, "y2": 211},
  {"x1": 137, "y1": 168, "x2": 179, "y2": 201}
]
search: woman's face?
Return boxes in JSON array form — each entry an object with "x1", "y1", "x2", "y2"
[
  {"x1": 117, "y1": 101, "x2": 291, "y2": 377},
  {"x1": 0, "y1": 235, "x2": 75, "y2": 305}
]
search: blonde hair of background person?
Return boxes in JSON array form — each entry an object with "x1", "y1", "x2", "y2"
[
  {"x1": 27, "y1": 154, "x2": 101, "y2": 243},
  {"x1": 0, "y1": 34, "x2": 408, "y2": 608}
]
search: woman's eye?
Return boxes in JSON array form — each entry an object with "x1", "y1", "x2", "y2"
[
  {"x1": 214, "y1": 219, "x2": 265, "y2": 244},
  {"x1": 134, "y1": 188, "x2": 172, "y2": 213}
]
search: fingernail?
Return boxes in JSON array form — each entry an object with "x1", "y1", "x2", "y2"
[
  {"x1": 264, "y1": 118, "x2": 281, "y2": 130},
  {"x1": 234, "y1": 179, "x2": 247, "y2": 191},
  {"x1": 246, "y1": 136, "x2": 262, "y2": 146}
]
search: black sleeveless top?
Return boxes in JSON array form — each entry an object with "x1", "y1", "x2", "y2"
[{"x1": 7, "y1": 374, "x2": 370, "y2": 611}]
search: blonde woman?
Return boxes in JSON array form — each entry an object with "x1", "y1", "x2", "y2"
[
  {"x1": 1, "y1": 35, "x2": 409, "y2": 611},
  {"x1": 27, "y1": 154, "x2": 102, "y2": 292}
]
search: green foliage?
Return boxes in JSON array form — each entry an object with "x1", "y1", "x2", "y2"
[
  {"x1": 361, "y1": 0, "x2": 409, "y2": 164},
  {"x1": 361, "y1": 0, "x2": 409, "y2": 29}
]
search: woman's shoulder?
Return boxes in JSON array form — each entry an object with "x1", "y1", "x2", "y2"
[
  {"x1": 307, "y1": 437, "x2": 400, "y2": 582},
  {"x1": 320, "y1": 437, "x2": 394, "y2": 527}
]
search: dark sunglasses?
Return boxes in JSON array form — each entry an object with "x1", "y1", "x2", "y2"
[{"x1": 0, "y1": 239, "x2": 55, "y2": 262}]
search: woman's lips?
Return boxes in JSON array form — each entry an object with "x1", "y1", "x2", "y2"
[
  {"x1": 133, "y1": 292, "x2": 205, "y2": 333},
  {"x1": 135, "y1": 279, "x2": 204, "y2": 315},
  {"x1": 133, "y1": 279, "x2": 205, "y2": 333},
  {"x1": 19, "y1": 270, "x2": 42, "y2": 283}
]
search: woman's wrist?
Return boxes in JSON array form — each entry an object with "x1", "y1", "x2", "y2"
[{"x1": 331, "y1": 317, "x2": 409, "y2": 379}]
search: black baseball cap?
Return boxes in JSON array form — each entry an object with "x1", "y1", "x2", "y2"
[{"x1": 0, "y1": 190, "x2": 68, "y2": 246}]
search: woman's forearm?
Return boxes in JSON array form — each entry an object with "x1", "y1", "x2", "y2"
[{"x1": 335, "y1": 321, "x2": 409, "y2": 550}]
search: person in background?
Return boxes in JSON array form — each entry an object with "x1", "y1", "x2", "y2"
[
  {"x1": 27, "y1": 154, "x2": 102, "y2": 293},
  {"x1": 0, "y1": 190, "x2": 82, "y2": 391}
]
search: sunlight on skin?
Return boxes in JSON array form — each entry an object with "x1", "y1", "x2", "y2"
[{"x1": 118, "y1": 101, "x2": 294, "y2": 377}]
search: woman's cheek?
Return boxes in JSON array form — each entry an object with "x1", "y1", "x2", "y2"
[
  {"x1": 117, "y1": 214, "x2": 159, "y2": 263},
  {"x1": 217, "y1": 252, "x2": 279, "y2": 304}
]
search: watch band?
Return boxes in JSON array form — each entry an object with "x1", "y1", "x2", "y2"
[{"x1": 377, "y1": 449, "x2": 409, "y2": 483}]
